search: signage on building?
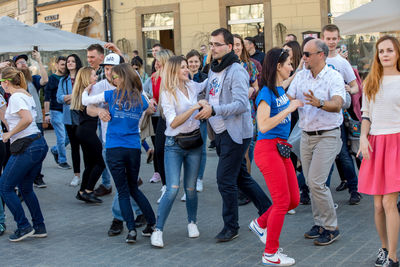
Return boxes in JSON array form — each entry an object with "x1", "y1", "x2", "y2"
[{"x1": 44, "y1": 14, "x2": 62, "y2": 29}]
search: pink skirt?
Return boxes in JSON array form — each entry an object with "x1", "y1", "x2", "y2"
[{"x1": 358, "y1": 132, "x2": 400, "y2": 195}]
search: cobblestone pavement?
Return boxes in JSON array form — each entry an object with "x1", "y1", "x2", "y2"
[{"x1": 0, "y1": 130, "x2": 395, "y2": 267}]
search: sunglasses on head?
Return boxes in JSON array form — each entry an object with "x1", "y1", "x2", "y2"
[
  {"x1": 303, "y1": 51, "x2": 323, "y2": 57},
  {"x1": 0, "y1": 78, "x2": 12, "y2": 82}
]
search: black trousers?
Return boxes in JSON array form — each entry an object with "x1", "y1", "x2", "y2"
[
  {"x1": 65, "y1": 124, "x2": 81, "y2": 174},
  {"x1": 151, "y1": 116, "x2": 166, "y2": 185}
]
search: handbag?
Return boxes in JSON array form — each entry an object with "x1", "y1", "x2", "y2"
[
  {"x1": 344, "y1": 111, "x2": 361, "y2": 138},
  {"x1": 276, "y1": 140, "x2": 292, "y2": 158},
  {"x1": 10, "y1": 134, "x2": 41, "y2": 155},
  {"x1": 174, "y1": 128, "x2": 203, "y2": 150},
  {"x1": 70, "y1": 109, "x2": 80, "y2": 126}
]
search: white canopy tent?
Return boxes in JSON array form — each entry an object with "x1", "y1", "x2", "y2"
[
  {"x1": 335, "y1": 0, "x2": 400, "y2": 35},
  {"x1": 0, "y1": 16, "x2": 105, "y2": 53}
]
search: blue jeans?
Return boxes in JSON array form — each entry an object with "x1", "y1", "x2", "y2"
[
  {"x1": 106, "y1": 147, "x2": 155, "y2": 231},
  {"x1": 98, "y1": 123, "x2": 111, "y2": 188},
  {"x1": 156, "y1": 136, "x2": 202, "y2": 231},
  {"x1": 0, "y1": 198, "x2": 4, "y2": 224},
  {"x1": 197, "y1": 121, "x2": 207, "y2": 180},
  {"x1": 215, "y1": 131, "x2": 272, "y2": 231},
  {"x1": 0, "y1": 135, "x2": 48, "y2": 230},
  {"x1": 112, "y1": 192, "x2": 142, "y2": 221},
  {"x1": 50, "y1": 110, "x2": 69, "y2": 164}
]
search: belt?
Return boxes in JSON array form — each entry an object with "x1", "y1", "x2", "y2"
[{"x1": 304, "y1": 127, "x2": 339, "y2": 136}]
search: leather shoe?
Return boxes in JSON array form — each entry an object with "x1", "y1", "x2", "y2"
[
  {"x1": 81, "y1": 191, "x2": 103, "y2": 204},
  {"x1": 94, "y1": 184, "x2": 112, "y2": 197},
  {"x1": 108, "y1": 218, "x2": 123, "y2": 236},
  {"x1": 215, "y1": 228, "x2": 239, "y2": 242},
  {"x1": 336, "y1": 181, "x2": 348, "y2": 192},
  {"x1": 135, "y1": 214, "x2": 146, "y2": 228}
]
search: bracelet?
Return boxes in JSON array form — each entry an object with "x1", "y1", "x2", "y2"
[
  {"x1": 45, "y1": 112, "x2": 50, "y2": 116},
  {"x1": 361, "y1": 116, "x2": 371, "y2": 122}
]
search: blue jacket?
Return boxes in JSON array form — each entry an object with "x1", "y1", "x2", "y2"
[{"x1": 56, "y1": 76, "x2": 73, "y2": 125}]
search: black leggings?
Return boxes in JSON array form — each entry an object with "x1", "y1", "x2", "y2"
[
  {"x1": 76, "y1": 124, "x2": 105, "y2": 192},
  {"x1": 151, "y1": 116, "x2": 166, "y2": 185},
  {"x1": 65, "y1": 124, "x2": 81, "y2": 174}
]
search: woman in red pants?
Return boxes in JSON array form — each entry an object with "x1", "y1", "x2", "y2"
[{"x1": 249, "y1": 48, "x2": 303, "y2": 266}]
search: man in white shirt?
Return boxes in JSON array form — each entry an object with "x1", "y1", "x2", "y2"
[
  {"x1": 322, "y1": 24, "x2": 361, "y2": 205},
  {"x1": 287, "y1": 39, "x2": 345, "y2": 246}
]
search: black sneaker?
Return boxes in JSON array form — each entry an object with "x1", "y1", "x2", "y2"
[
  {"x1": 0, "y1": 223, "x2": 6, "y2": 236},
  {"x1": 142, "y1": 224, "x2": 155, "y2": 237},
  {"x1": 108, "y1": 218, "x2": 123, "y2": 236},
  {"x1": 9, "y1": 226, "x2": 34, "y2": 242},
  {"x1": 58, "y1": 162, "x2": 71, "y2": 169},
  {"x1": 34, "y1": 176, "x2": 47, "y2": 188},
  {"x1": 32, "y1": 225, "x2": 47, "y2": 238},
  {"x1": 215, "y1": 228, "x2": 239, "y2": 242},
  {"x1": 135, "y1": 214, "x2": 146, "y2": 228},
  {"x1": 349, "y1": 192, "x2": 362, "y2": 205},
  {"x1": 304, "y1": 225, "x2": 325, "y2": 239},
  {"x1": 300, "y1": 190, "x2": 310, "y2": 205},
  {"x1": 384, "y1": 258, "x2": 399, "y2": 267},
  {"x1": 375, "y1": 248, "x2": 388, "y2": 267},
  {"x1": 336, "y1": 181, "x2": 348, "y2": 191},
  {"x1": 126, "y1": 230, "x2": 137, "y2": 243},
  {"x1": 50, "y1": 149, "x2": 58, "y2": 164},
  {"x1": 81, "y1": 191, "x2": 103, "y2": 204},
  {"x1": 314, "y1": 228, "x2": 340, "y2": 246}
]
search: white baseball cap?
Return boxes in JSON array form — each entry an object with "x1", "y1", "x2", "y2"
[{"x1": 100, "y1": 53, "x2": 122, "y2": 66}]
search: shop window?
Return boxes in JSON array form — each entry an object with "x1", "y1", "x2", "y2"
[
  {"x1": 18, "y1": 0, "x2": 27, "y2": 14},
  {"x1": 228, "y1": 4, "x2": 264, "y2": 51}
]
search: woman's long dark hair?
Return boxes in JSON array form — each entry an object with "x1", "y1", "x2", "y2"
[
  {"x1": 63, "y1": 54, "x2": 82, "y2": 87},
  {"x1": 260, "y1": 48, "x2": 290, "y2": 97},
  {"x1": 283, "y1": 41, "x2": 302, "y2": 70}
]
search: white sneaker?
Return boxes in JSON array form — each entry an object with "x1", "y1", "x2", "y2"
[
  {"x1": 287, "y1": 209, "x2": 296, "y2": 215},
  {"x1": 262, "y1": 248, "x2": 295, "y2": 266},
  {"x1": 181, "y1": 193, "x2": 186, "y2": 202},
  {"x1": 249, "y1": 219, "x2": 267, "y2": 244},
  {"x1": 157, "y1": 185, "x2": 166, "y2": 204},
  {"x1": 70, "y1": 176, "x2": 81, "y2": 187},
  {"x1": 196, "y1": 179, "x2": 203, "y2": 192},
  {"x1": 188, "y1": 222, "x2": 199, "y2": 238},
  {"x1": 149, "y1": 172, "x2": 161, "y2": 183},
  {"x1": 151, "y1": 229, "x2": 164, "y2": 248}
]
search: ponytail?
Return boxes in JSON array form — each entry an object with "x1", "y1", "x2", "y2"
[{"x1": 1, "y1": 67, "x2": 28, "y2": 90}]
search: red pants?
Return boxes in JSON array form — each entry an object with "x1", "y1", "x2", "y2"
[{"x1": 254, "y1": 138, "x2": 299, "y2": 254}]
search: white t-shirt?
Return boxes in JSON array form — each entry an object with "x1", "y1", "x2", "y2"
[
  {"x1": 326, "y1": 54, "x2": 356, "y2": 84},
  {"x1": 0, "y1": 94, "x2": 6, "y2": 140},
  {"x1": 207, "y1": 70, "x2": 226, "y2": 134},
  {"x1": 5, "y1": 92, "x2": 40, "y2": 143},
  {"x1": 362, "y1": 75, "x2": 400, "y2": 135},
  {"x1": 90, "y1": 79, "x2": 115, "y2": 142}
]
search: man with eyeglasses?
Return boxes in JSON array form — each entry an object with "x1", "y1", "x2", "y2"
[
  {"x1": 287, "y1": 39, "x2": 346, "y2": 246},
  {"x1": 322, "y1": 24, "x2": 362, "y2": 206},
  {"x1": 195, "y1": 28, "x2": 271, "y2": 242},
  {"x1": 13, "y1": 52, "x2": 48, "y2": 188}
]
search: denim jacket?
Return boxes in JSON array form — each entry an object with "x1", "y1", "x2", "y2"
[{"x1": 56, "y1": 76, "x2": 73, "y2": 125}]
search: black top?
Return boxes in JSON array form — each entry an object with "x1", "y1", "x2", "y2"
[
  {"x1": 250, "y1": 50, "x2": 266, "y2": 66},
  {"x1": 44, "y1": 74, "x2": 63, "y2": 111},
  {"x1": 79, "y1": 107, "x2": 98, "y2": 129}
]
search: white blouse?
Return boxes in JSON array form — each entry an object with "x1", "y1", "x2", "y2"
[{"x1": 161, "y1": 80, "x2": 207, "y2": 136}]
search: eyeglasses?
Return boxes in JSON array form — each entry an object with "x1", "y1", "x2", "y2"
[
  {"x1": 16, "y1": 60, "x2": 27, "y2": 65},
  {"x1": 209, "y1": 42, "x2": 227, "y2": 48},
  {"x1": 0, "y1": 78, "x2": 12, "y2": 82},
  {"x1": 303, "y1": 51, "x2": 323, "y2": 57},
  {"x1": 112, "y1": 75, "x2": 119, "y2": 80}
]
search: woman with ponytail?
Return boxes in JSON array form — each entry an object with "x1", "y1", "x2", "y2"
[{"x1": 0, "y1": 67, "x2": 48, "y2": 242}]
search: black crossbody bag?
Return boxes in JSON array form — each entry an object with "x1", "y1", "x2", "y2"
[
  {"x1": 10, "y1": 133, "x2": 41, "y2": 155},
  {"x1": 174, "y1": 128, "x2": 203, "y2": 150}
]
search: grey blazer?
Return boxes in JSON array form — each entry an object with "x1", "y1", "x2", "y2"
[{"x1": 205, "y1": 62, "x2": 253, "y2": 144}]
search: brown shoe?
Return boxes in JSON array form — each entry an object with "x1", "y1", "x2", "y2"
[{"x1": 94, "y1": 184, "x2": 112, "y2": 196}]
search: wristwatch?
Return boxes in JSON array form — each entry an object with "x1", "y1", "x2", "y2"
[
  {"x1": 211, "y1": 106, "x2": 216, "y2": 116},
  {"x1": 318, "y1": 99, "x2": 325, "y2": 109}
]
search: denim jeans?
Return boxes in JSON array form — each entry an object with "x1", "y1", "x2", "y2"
[
  {"x1": 99, "y1": 123, "x2": 111, "y2": 188},
  {"x1": 0, "y1": 135, "x2": 48, "y2": 230},
  {"x1": 106, "y1": 147, "x2": 155, "y2": 231},
  {"x1": 50, "y1": 110, "x2": 69, "y2": 164},
  {"x1": 156, "y1": 136, "x2": 202, "y2": 231},
  {"x1": 0, "y1": 197, "x2": 4, "y2": 224},
  {"x1": 215, "y1": 131, "x2": 272, "y2": 231},
  {"x1": 112, "y1": 192, "x2": 142, "y2": 221},
  {"x1": 197, "y1": 121, "x2": 207, "y2": 180}
]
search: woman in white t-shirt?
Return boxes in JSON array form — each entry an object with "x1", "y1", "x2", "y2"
[
  {"x1": 0, "y1": 67, "x2": 48, "y2": 242},
  {"x1": 151, "y1": 56, "x2": 206, "y2": 248}
]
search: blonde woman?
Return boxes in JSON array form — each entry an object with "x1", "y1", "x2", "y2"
[
  {"x1": 0, "y1": 67, "x2": 48, "y2": 241},
  {"x1": 151, "y1": 56, "x2": 206, "y2": 248},
  {"x1": 70, "y1": 67, "x2": 105, "y2": 204}
]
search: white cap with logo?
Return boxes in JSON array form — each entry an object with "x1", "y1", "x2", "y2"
[{"x1": 100, "y1": 53, "x2": 121, "y2": 66}]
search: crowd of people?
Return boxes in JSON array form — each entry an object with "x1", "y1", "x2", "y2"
[{"x1": 0, "y1": 24, "x2": 398, "y2": 267}]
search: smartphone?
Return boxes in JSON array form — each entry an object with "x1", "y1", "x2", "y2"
[
  {"x1": 33, "y1": 45, "x2": 38, "y2": 51},
  {"x1": 340, "y1": 44, "x2": 347, "y2": 53}
]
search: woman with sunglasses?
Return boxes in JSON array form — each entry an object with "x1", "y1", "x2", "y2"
[
  {"x1": 70, "y1": 67, "x2": 105, "y2": 204},
  {"x1": 56, "y1": 54, "x2": 83, "y2": 187},
  {"x1": 0, "y1": 67, "x2": 48, "y2": 241},
  {"x1": 82, "y1": 63, "x2": 156, "y2": 243},
  {"x1": 249, "y1": 48, "x2": 303, "y2": 266}
]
